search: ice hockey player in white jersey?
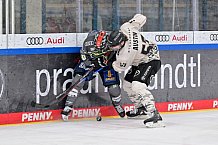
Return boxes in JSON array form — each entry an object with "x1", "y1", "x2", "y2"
[{"x1": 107, "y1": 14, "x2": 164, "y2": 127}]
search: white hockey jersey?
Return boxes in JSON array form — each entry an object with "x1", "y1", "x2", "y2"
[{"x1": 112, "y1": 14, "x2": 160, "y2": 72}]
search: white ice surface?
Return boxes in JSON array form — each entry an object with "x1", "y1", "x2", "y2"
[{"x1": 0, "y1": 110, "x2": 218, "y2": 145}]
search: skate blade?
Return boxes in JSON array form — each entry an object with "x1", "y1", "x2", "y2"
[
  {"x1": 61, "y1": 114, "x2": 69, "y2": 122},
  {"x1": 145, "y1": 121, "x2": 166, "y2": 128},
  {"x1": 127, "y1": 115, "x2": 149, "y2": 120}
]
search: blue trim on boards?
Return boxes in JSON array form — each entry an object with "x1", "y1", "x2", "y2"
[
  {"x1": 0, "y1": 47, "x2": 81, "y2": 56},
  {"x1": 159, "y1": 44, "x2": 218, "y2": 50},
  {"x1": 0, "y1": 44, "x2": 218, "y2": 56}
]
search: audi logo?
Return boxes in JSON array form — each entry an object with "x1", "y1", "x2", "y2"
[
  {"x1": 155, "y1": 35, "x2": 170, "y2": 42},
  {"x1": 210, "y1": 34, "x2": 218, "y2": 41},
  {"x1": 26, "y1": 37, "x2": 44, "y2": 45}
]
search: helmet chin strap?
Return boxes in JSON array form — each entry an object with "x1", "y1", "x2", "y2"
[
  {"x1": 120, "y1": 41, "x2": 126, "y2": 49},
  {"x1": 110, "y1": 46, "x2": 120, "y2": 51}
]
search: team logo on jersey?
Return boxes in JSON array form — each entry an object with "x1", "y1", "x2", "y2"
[{"x1": 134, "y1": 70, "x2": 140, "y2": 77}]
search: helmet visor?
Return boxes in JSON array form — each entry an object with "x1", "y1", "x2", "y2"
[{"x1": 109, "y1": 41, "x2": 125, "y2": 51}]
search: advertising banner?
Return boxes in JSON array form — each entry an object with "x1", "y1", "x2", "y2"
[
  {"x1": 142, "y1": 31, "x2": 193, "y2": 44},
  {"x1": 0, "y1": 53, "x2": 81, "y2": 113},
  {"x1": 0, "y1": 46, "x2": 217, "y2": 114},
  {"x1": 0, "y1": 31, "x2": 218, "y2": 125},
  {"x1": 1, "y1": 99, "x2": 218, "y2": 125},
  {"x1": 194, "y1": 31, "x2": 218, "y2": 44}
]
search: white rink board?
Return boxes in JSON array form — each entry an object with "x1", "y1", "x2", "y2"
[
  {"x1": 76, "y1": 33, "x2": 89, "y2": 46},
  {"x1": 142, "y1": 31, "x2": 194, "y2": 44},
  {"x1": 0, "y1": 35, "x2": 6, "y2": 48},
  {"x1": 0, "y1": 31, "x2": 218, "y2": 49},
  {"x1": 194, "y1": 31, "x2": 218, "y2": 44},
  {"x1": 7, "y1": 33, "x2": 77, "y2": 48}
]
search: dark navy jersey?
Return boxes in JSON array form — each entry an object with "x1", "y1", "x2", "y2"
[{"x1": 81, "y1": 31, "x2": 98, "y2": 59}]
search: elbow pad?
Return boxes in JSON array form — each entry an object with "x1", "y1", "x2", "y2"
[{"x1": 129, "y1": 14, "x2": 147, "y2": 29}]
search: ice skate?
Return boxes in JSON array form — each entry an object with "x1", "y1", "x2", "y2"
[
  {"x1": 113, "y1": 104, "x2": 125, "y2": 118},
  {"x1": 61, "y1": 88, "x2": 78, "y2": 121},
  {"x1": 61, "y1": 106, "x2": 72, "y2": 121},
  {"x1": 126, "y1": 106, "x2": 149, "y2": 119},
  {"x1": 143, "y1": 110, "x2": 165, "y2": 128}
]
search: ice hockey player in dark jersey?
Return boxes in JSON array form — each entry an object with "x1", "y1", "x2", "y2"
[
  {"x1": 107, "y1": 14, "x2": 164, "y2": 128},
  {"x1": 61, "y1": 30, "x2": 125, "y2": 121}
]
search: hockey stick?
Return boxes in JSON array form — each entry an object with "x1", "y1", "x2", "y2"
[{"x1": 31, "y1": 66, "x2": 103, "y2": 108}]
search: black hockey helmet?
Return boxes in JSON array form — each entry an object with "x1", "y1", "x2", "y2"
[
  {"x1": 94, "y1": 30, "x2": 108, "y2": 50},
  {"x1": 88, "y1": 30, "x2": 111, "y2": 58},
  {"x1": 107, "y1": 30, "x2": 127, "y2": 50}
]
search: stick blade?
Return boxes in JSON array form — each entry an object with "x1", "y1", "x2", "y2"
[
  {"x1": 31, "y1": 101, "x2": 50, "y2": 108},
  {"x1": 30, "y1": 101, "x2": 36, "y2": 107}
]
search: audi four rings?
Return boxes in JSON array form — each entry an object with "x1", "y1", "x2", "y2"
[
  {"x1": 210, "y1": 34, "x2": 218, "y2": 41},
  {"x1": 26, "y1": 37, "x2": 44, "y2": 45},
  {"x1": 155, "y1": 35, "x2": 170, "y2": 42}
]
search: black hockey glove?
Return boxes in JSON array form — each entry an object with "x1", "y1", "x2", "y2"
[
  {"x1": 73, "y1": 62, "x2": 86, "y2": 77},
  {"x1": 73, "y1": 62, "x2": 94, "y2": 77},
  {"x1": 85, "y1": 70, "x2": 96, "y2": 81}
]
